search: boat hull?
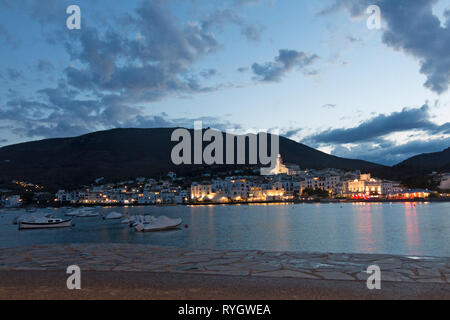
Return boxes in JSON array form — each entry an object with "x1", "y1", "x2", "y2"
[
  {"x1": 19, "y1": 219, "x2": 72, "y2": 230},
  {"x1": 142, "y1": 221, "x2": 182, "y2": 232}
]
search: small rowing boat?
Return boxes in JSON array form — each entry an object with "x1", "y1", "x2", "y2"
[{"x1": 19, "y1": 217, "x2": 72, "y2": 230}]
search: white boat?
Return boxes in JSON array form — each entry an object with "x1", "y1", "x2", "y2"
[
  {"x1": 134, "y1": 216, "x2": 182, "y2": 232},
  {"x1": 19, "y1": 217, "x2": 72, "y2": 230},
  {"x1": 65, "y1": 207, "x2": 96, "y2": 216},
  {"x1": 65, "y1": 210, "x2": 81, "y2": 216},
  {"x1": 14, "y1": 212, "x2": 52, "y2": 224},
  {"x1": 129, "y1": 215, "x2": 151, "y2": 227},
  {"x1": 104, "y1": 211, "x2": 123, "y2": 220},
  {"x1": 120, "y1": 217, "x2": 133, "y2": 224}
]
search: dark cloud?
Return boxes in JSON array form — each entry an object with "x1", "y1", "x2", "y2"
[
  {"x1": 37, "y1": 59, "x2": 54, "y2": 73},
  {"x1": 0, "y1": 0, "x2": 263, "y2": 141},
  {"x1": 61, "y1": 1, "x2": 220, "y2": 102},
  {"x1": 233, "y1": 0, "x2": 261, "y2": 6},
  {"x1": 251, "y1": 49, "x2": 319, "y2": 82},
  {"x1": 321, "y1": 0, "x2": 450, "y2": 94},
  {"x1": 347, "y1": 35, "x2": 362, "y2": 43},
  {"x1": 281, "y1": 128, "x2": 302, "y2": 139},
  {"x1": 200, "y1": 69, "x2": 218, "y2": 79},
  {"x1": 0, "y1": 80, "x2": 239, "y2": 139},
  {"x1": 305, "y1": 104, "x2": 449, "y2": 145},
  {"x1": 6, "y1": 68, "x2": 22, "y2": 81},
  {"x1": 0, "y1": 23, "x2": 16, "y2": 47},
  {"x1": 331, "y1": 137, "x2": 450, "y2": 166},
  {"x1": 322, "y1": 104, "x2": 337, "y2": 109},
  {"x1": 201, "y1": 9, "x2": 264, "y2": 42}
]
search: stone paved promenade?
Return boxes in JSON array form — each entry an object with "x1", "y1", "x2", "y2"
[{"x1": 0, "y1": 243, "x2": 449, "y2": 284}]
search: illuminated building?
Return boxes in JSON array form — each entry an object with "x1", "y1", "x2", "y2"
[
  {"x1": 388, "y1": 189, "x2": 431, "y2": 199},
  {"x1": 347, "y1": 173, "x2": 382, "y2": 198}
]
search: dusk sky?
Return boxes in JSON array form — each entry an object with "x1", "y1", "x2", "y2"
[{"x1": 0, "y1": 0, "x2": 449, "y2": 165}]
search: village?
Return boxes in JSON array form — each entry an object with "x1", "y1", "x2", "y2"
[
  {"x1": 1, "y1": 155, "x2": 449, "y2": 208},
  {"x1": 48, "y1": 155, "x2": 449, "y2": 206}
]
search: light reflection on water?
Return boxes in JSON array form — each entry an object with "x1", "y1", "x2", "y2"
[{"x1": 0, "y1": 202, "x2": 449, "y2": 257}]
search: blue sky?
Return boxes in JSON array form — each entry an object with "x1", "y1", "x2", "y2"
[{"x1": 0, "y1": 0, "x2": 449, "y2": 165}]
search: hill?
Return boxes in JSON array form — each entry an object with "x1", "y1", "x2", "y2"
[
  {"x1": 394, "y1": 147, "x2": 450, "y2": 174},
  {"x1": 0, "y1": 128, "x2": 386, "y2": 190}
]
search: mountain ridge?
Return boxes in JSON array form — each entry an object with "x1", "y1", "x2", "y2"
[
  {"x1": 0, "y1": 127, "x2": 386, "y2": 189},
  {"x1": 394, "y1": 147, "x2": 450, "y2": 173}
]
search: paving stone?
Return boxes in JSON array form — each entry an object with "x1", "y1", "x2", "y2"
[
  {"x1": 380, "y1": 271, "x2": 412, "y2": 282},
  {"x1": 201, "y1": 270, "x2": 250, "y2": 276},
  {"x1": 249, "y1": 263, "x2": 282, "y2": 272},
  {"x1": 327, "y1": 253, "x2": 351, "y2": 261},
  {"x1": 254, "y1": 269, "x2": 320, "y2": 279},
  {"x1": 416, "y1": 268, "x2": 442, "y2": 277},
  {"x1": 414, "y1": 277, "x2": 446, "y2": 283},
  {"x1": 355, "y1": 272, "x2": 369, "y2": 281},
  {"x1": 2, "y1": 244, "x2": 450, "y2": 284},
  {"x1": 315, "y1": 271, "x2": 355, "y2": 281}
]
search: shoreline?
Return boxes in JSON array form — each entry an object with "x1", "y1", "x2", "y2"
[
  {"x1": 1, "y1": 243, "x2": 449, "y2": 281},
  {"x1": 0, "y1": 243, "x2": 449, "y2": 299}
]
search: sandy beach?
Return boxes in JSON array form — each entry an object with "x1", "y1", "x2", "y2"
[{"x1": 1, "y1": 270, "x2": 449, "y2": 300}]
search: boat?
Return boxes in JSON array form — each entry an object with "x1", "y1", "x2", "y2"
[
  {"x1": 120, "y1": 216, "x2": 133, "y2": 224},
  {"x1": 14, "y1": 212, "x2": 53, "y2": 224},
  {"x1": 19, "y1": 217, "x2": 72, "y2": 230},
  {"x1": 65, "y1": 210, "x2": 81, "y2": 216},
  {"x1": 104, "y1": 211, "x2": 123, "y2": 220},
  {"x1": 65, "y1": 207, "x2": 97, "y2": 216},
  {"x1": 134, "y1": 216, "x2": 182, "y2": 232},
  {"x1": 128, "y1": 215, "x2": 150, "y2": 227},
  {"x1": 76, "y1": 211, "x2": 99, "y2": 217}
]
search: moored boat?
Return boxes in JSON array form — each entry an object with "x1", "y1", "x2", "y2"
[
  {"x1": 134, "y1": 216, "x2": 182, "y2": 232},
  {"x1": 104, "y1": 211, "x2": 123, "y2": 220},
  {"x1": 76, "y1": 211, "x2": 99, "y2": 217},
  {"x1": 19, "y1": 217, "x2": 72, "y2": 230}
]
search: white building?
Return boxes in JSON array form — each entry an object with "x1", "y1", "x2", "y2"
[
  {"x1": 439, "y1": 173, "x2": 450, "y2": 190},
  {"x1": 346, "y1": 173, "x2": 382, "y2": 196}
]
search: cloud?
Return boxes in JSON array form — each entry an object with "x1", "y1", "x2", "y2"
[
  {"x1": 201, "y1": 9, "x2": 264, "y2": 42},
  {"x1": 331, "y1": 137, "x2": 450, "y2": 165},
  {"x1": 0, "y1": 80, "x2": 240, "y2": 139},
  {"x1": 1, "y1": 0, "x2": 265, "y2": 141},
  {"x1": 347, "y1": 35, "x2": 362, "y2": 43},
  {"x1": 281, "y1": 128, "x2": 302, "y2": 139},
  {"x1": 322, "y1": 103, "x2": 337, "y2": 109},
  {"x1": 305, "y1": 104, "x2": 449, "y2": 145},
  {"x1": 301, "y1": 102, "x2": 450, "y2": 165},
  {"x1": 36, "y1": 59, "x2": 54, "y2": 73},
  {"x1": 251, "y1": 49, "x2": 319, "y2": 82},
  {"x1": 0, "y1": 23, "x2": 16, "y2": 47},
  {"x1": 321, "y1": 0, "x2": 450, "y2": 94},
  {"x1": 233, "y1": 0, "x2": 262, "y2": 6},
  {"x1": 6, "y1": 68, "x2": 22, "y2": 81}
]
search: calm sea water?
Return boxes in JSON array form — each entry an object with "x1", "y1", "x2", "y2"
[{"x1": 1, "y1": 202, "x2": 449, "y2": 257}]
